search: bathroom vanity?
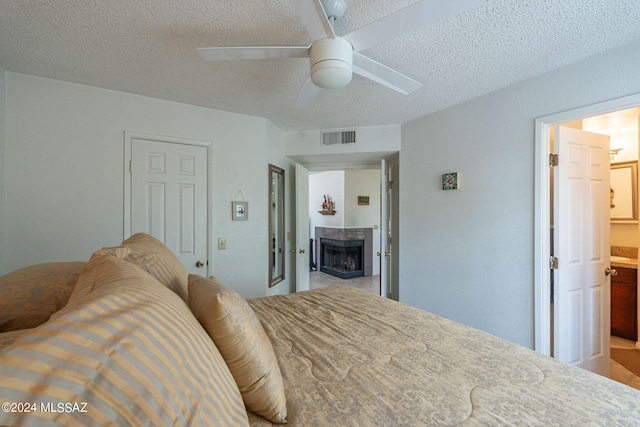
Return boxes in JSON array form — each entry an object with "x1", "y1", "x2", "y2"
[{"x1": 610, "y1": 256, "x2": 638, "y2": 341}]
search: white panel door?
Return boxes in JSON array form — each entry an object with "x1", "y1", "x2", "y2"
[
  {"x1": 554, "y1": 126, "x2": 610, "y2": 376},
  {"x1": 295, "y1": 163, "x2": 310, "y2": 292},
  {"x1": 130, "y1": 138, "x2": 208, "y2": 275},
  {"x1": 380, "y1": 159, "x2": 389, "y2": 298}
]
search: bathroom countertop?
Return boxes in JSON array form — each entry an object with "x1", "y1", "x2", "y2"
[{"x1": 611, "y1": 256, "x2": 638, "y2": 269}]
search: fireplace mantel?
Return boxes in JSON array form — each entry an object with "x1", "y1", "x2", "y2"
[{"x1": 314, "y1": 227, "x2": 373, "y2": 277}]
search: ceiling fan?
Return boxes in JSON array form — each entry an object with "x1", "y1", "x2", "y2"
[{"x1": 197, "y1": 0, "x2": 481, "y2": 107}]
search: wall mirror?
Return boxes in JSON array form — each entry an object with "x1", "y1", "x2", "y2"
[
  {"x1": 269, "y1": 164, "x2": 285, "y2": 286},
  {"x1": 610, "y1": 160, "x2": 638, "y2": 222}
]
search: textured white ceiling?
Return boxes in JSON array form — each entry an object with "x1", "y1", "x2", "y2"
[{"x1": 1, "y1": 0, "x2": 639, "y2": 132}]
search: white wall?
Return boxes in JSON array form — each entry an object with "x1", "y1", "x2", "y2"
[
  {"x1": 285, "y1": 125, "x2": 400, "y2": 167},
  {"x1": 400, "y1": 40, "x2": 640, "y2": 349},
  {"x1": 345, "y1": 169, "x2": 381, "y2": 273},
  {"x1": 344, "y1": 169, "x2": 380, "y2": 229},
  {"x1": 309, "y1": 170, "x2": 345, "y2": 233},
  {"x1": 3, "y1": 72, "x2": 291, "y2": 299}
]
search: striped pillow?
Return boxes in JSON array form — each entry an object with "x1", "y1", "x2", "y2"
[
  {"x1": 0, "y1": 254, "x2": 248, "y2": 427},
  {"x1": 94, "y1": 233, "x2": 189, "y2": 302}
]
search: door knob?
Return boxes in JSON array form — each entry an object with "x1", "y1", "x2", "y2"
[
  {"x1": 195, "y1": 260, "x2": 205, "y2": 268},
  {"x1": 605, "y1": 267, "x2": 618, "y2": 276}
]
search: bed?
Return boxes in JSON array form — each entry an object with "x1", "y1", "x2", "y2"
[
  {"x1": 1, "y1": 233, "x2": 639, "y2": 426},
  {"x1": 246, "y1": 286, "x2": 640, "y2": 426}
]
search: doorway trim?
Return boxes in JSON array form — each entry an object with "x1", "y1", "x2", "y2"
[
  {"x1": 534, "y1": 92, "x2": 640, "y2": 355},
  {"x1": 123, "y1": 131, "x2": 214, "y2": 274},
  {"x1": 291, "y1": 151, "x2": 399, "y2": 298}
]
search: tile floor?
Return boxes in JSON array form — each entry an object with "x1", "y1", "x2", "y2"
[
  {"x1": 610, "y1": 336, "x2": 640, "y2": 391},
  {"x1": 309, "y1": 271, "x2": 380, "y2": 295},
  {"x1": 309, "y1": 272, "x2": 640, "y2": 391}
]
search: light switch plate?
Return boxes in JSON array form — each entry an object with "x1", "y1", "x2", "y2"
[{"x1": 218, "y1": 237, "x2": 227, "y2": 250}]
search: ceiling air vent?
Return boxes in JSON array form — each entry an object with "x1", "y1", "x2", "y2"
[{"x1": 321, "y1": 129, "x2": 357, "y2": 146}]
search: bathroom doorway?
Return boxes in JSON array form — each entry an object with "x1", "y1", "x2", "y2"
[{"x1": 535, "y1": 94, "x2": 640, "y2": 374}]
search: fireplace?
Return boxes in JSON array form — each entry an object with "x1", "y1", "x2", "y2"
[{"x1": 320, "y1": 238, "x2": 364, "y2": 279}]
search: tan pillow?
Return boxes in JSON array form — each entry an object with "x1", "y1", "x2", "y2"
[
  {"x1": 5, "y1": 255, "x2": 249, "y2": 426},
  {"x1": 188, "y1": 274, "x2": 287, "y2": 424},
  {"x1": 95, "y1": 233, "x2": 189, "y2": 302},
  {"x1": 0, "y1": 262, "x2": 86, "y2": 332}
]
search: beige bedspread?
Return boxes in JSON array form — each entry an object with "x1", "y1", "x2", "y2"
[{"x1": 247, "y1": 286, "x2": 640, "y2": 426}]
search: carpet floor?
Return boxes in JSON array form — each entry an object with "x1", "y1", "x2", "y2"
[{"x1": 610, "y1": 348, "x2": 640, "y2": 377}]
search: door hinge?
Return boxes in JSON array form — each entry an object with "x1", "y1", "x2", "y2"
[
  {"x1": 549, "y1": 256, "x2": 558, "y2": 270},
  {"x1": 388, "y1": 180, "x2": 394, "y2": 190},
  {"x1": 549, "y1": 153, "x2": 558, "y2": 167}
]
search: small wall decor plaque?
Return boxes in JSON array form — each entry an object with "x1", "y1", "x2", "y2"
[
  {"x1": 441, "y1": 172, "x2": 460, "y2": 190},
  {"x1": 318, "y1": 194, "x2": 336, "y2": 215},
  {"x1": 358, "y1": 195, "x2": 370, "y2": 206},
  {"x1": 232, "y1": 190, "x2": 248, "y2": 221},
  {"x1": 232, "y1": 201, "x2": 248, "y2": 221}
]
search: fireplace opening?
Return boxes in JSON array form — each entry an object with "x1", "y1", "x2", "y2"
[{"x1": 320, "y1": 238, "x2": 364, "y2": 279}]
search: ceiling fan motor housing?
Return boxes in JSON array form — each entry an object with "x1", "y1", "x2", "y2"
[{"x1": 310, "y1": 37, "x2": 353, "y2": 89}]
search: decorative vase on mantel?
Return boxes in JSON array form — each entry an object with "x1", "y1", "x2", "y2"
[{"x1": 319, "y1": 194, "x2": 336, "y2": 215}]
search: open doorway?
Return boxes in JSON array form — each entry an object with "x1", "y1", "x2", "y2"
[
  {"x1": 301, "y1": 155, "x2": 399, "y2": 298},
  {"x1": 308, "y1": 168, "x2": 382, "y2": 295},
  {"x1": 535, "y1": 94, "x2": 640, "y2": 386}
]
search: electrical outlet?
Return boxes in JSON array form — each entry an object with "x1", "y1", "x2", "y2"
[{"x1": 218, "y1": 237, "x2": 227, "y2": 250}]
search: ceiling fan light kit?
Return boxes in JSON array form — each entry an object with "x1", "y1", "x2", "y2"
[
  {"x1": 197, "y1": 0, "x2": 482, "y2": 106},
  {"x1": 310, "y1": 37, "x2": 353, "y2": 89}
]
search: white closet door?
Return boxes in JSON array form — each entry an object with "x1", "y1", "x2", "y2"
[{"x1": 130, "y1": 138, "x2": 208, "y2": 275}]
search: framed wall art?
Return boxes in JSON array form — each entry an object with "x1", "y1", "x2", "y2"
[
  {"x1": 358, "y1": 195, "x2": 370, "y2": 206},
  {"x1": 232, "y1": 201, "x2": 248, "y2": 221},
  {"x1": 442, "y1": 172, "x2": 460, "y2": 190}
]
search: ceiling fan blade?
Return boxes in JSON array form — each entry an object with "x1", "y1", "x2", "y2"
[
  {"x1": 343, "y1": 0, "x2": 482, "y2": 52},
  {"x1": 289, "y1": 0, "x2": 335, "y2": 41},
  {"x1": 197, "y1": 46, "x2": 309, "y2": 61},
  {"x1": 295, "y1": 75, "x2": 322, "y2": 107},
  {"x1": 352, "y1": 52, "x2": 422, "y2": 95}
]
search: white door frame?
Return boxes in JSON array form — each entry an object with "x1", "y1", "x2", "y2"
[
  {"x1": 534, "y1": 93, "x2": 640, "y2": 355},
  {"x1": 123, "y1": 131, "x2": 214, "y2": 275},
  {"x1": 297, "y1": 154, "x2": 399, "y2": 296},
  {"x1": 295, "y1": 163, "x2": 310, "y2": 292},
  {"x1": 380, "y1": 159, "x2": 390, "y2": 298}
]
